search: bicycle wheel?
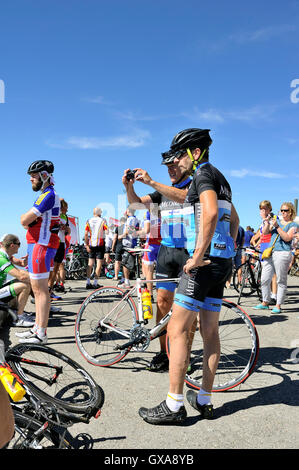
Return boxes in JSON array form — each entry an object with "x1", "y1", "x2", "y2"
[
  {"x1": 8, "y1": 344, "x2": 104, "y2": 415},
  {"x1": 75, "y1": 286, "x2": 138, "y2": 367},
  {"x1": 10, "y1": 411, "x2": 71, "y2": 449},
  {"x1": 166, "y1": 299, "x2": 259, "y2": 392},
  {"x1": 233, "y1": 262, "x2": 256, "y2": 297}
]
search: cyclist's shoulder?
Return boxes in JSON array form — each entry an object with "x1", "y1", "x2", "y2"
[
  {"x1": 33, "y1": 185, "x2": 57, "y2": 210},
  {"x1": 193, "y1": 162, "x2": 231, "y2": 196},
  {"x1": 0, "y1": 250, "x2": 13, "y2": 271},
  {"x1": 0, "y1": 249, "x2": 9, "y2": 263},
  {"x1": 194, "y1": 162, "x2": 227, "y2": 183}
]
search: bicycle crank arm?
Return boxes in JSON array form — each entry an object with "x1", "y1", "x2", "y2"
[{"x1": 114, "y1": 339, "x2": 135, "y2": 351}]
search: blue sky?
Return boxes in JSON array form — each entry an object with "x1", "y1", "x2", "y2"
[{"x1": 1, "y1": 0, "x2": 299, "y2": 256}]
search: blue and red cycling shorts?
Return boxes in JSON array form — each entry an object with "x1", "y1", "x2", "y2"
[
  {"x1": 27, "y1": 243, "x2": 57, "y2": 280},
  {"x1": 142, "y1": 243, "x2": 160, "y2": 266}
]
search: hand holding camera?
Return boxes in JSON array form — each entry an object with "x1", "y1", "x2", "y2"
[{"x1": 126, "y1": 169, "x2": 138, "y2": 181}]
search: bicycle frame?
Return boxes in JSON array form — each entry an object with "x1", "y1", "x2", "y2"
[
  {"x1": 98, "y1": 277, "x2": 179, "y2": 344},
  {"x1": 1, "y1": 350, "x2": 101, "y2": 449}
]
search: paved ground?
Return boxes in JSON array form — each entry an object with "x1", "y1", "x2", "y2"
[{"x1": 7, "y1": 275, "x2": 299, "y2": 452}]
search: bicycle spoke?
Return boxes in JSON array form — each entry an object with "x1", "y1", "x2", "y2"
[
  {"x1": 75, "y1": 287, "x2": 138, "y2": 366},
  {"x1": 168, "y1": 299, "x2": 259, "y2": 392},
  {"x1": 9, "y1": 344, "x2": 103, "y2": 413}
]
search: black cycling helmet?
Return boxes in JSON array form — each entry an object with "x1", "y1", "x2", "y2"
[
  {"x1": 27, "y1": 160, "x2": 54, "y2": 175},
  {"x1": 161, "y1": 150, "x2": 176, "y2": 165},
  {"x1": 170, "y1": 128, "x2": 212, "y2": 153}
]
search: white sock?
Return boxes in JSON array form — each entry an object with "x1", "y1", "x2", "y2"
[
  {"x1": 86, "y1": 278, "x2": 91, "y2": 284},
  {"x1": 166, "y1": 392, "x2": 184, "y2": 412},
  {"x1": 37, "y1": 327, "x2": 47, "y2": 337},
  {"x1": 125, "y1": 279, "x2": 130, "y2": 285},
  {"x1": 196, "y1": 388, "x2": 212, "y2": 406},
  {"x1": 271, "y1": 293, "x2": 277, "y2": 300},
  {"x1": 94, "y1": 279, "x2": 98, "y2": 286}
]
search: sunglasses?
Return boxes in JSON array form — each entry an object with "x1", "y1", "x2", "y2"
[
  {"x1": 280, "y1": 209, "x2": 290, "y2": 212},
  {"x1": 173, "y1": 150, "x2": 187, "y2": 160},
  {"x1": 13, "y1": 242, "x2": 21, "y2": 246}
]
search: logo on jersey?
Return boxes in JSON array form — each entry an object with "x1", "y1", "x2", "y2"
[{"x1": 35, "y1": 191, "x2": 50, "y2": 206}]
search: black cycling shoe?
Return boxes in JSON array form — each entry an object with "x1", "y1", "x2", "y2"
[
  {"x1": 186, "y1": 390, "x2": 214, "y2": 419},
  {"x1": 139, "y1": 400, "x2": 187, "y2": 425},
  {"x1": 147, "y1": 351, "x2": 169, "y2": 372}
]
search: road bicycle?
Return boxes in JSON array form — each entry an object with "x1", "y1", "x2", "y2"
[
  {"x1": 65, "y1": 244, "x2": 90, "y2": 280},
  {"x1": 75, "y1": 252, "x2": 259, "y2": 392},
  {"x1": 233, "y1": 247, "x2": 262, "y2": 304},
  {"x1": 0, "y1": 302, "x2": 104, "y2": 449}
]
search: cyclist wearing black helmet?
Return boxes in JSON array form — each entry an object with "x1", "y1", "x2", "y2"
[
  {"x1": 122, "y1": 155, "x2": 193, "y2": 372},
  {"x1": 18, "y1": 160, "x2": 60, "y2": 344},
  {"x1": 139, "y1": 128, "x2": 239, "y2": 425}
]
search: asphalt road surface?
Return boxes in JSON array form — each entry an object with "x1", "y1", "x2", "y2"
[{"x1": 6, "y1": 274, "x2": 299, "y2": 453}]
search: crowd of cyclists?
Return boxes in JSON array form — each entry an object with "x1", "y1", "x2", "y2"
[{"x1": 1, "y1": 127, "x2": 299, "y2": 445}]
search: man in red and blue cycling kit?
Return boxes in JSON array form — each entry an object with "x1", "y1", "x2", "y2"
[{"x1": 18, "y1": 160, "x2": 60, "y2": 344}]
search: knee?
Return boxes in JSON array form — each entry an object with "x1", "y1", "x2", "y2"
[
  {"x1": 167, "y1": 319, "x2": 189, "y2": 343},
  {"x1": 157, "y1": 291, "x2": 173, "y2": 314},
  {"x1": 24, "y1": 282, "x2": 31, "y2": 292},
  {"x1": 18, "y1": 282, "x2": 31, "y2": 294},
  {"x1": 200, "y1": 323, "x2": 219, "y2": 343}
]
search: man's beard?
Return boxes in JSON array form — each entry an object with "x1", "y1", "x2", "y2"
[
  {"x1": 32, "y1": 180, "x2": 43, "y2": 192},
  {"x1": 173, "y1": 169, "x2": 190, "y2": 185}
]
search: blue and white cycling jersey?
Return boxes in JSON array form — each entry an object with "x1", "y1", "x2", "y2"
[
  {"x1": 148, "y1": 177, "x2": 192, "y2": 249},
  {"x1": 184, "y1": 162, "x2": 235, "y2": 259}
]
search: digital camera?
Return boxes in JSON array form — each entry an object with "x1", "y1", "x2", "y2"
[{"x1": 126, "y1": 169, "x2": 137, "y2": 181}]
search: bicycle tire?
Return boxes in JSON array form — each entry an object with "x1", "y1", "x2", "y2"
[
  {"x1": 233, "y1": 262, "x2": 256, "y2": 297},
  {"x1": 166, "y1": 299, "x2": 259, "y2": 392},
  {"x1": 10, "y1": 411, "x2": 71, "y2": 449},
  {"x1": 75, "y1": 286, "x2": 138, "y2": 367},
  {"x1": 8, "y1": 344, "x2": 104, "y2": 415}
]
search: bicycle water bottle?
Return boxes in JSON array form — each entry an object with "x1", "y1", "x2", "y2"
[
  {"x1": 141, "y1": 289, "x2": 153, "y2": 320},
  {"x1": 0, "y1": 367, "x2": 26, "y2": 402}
]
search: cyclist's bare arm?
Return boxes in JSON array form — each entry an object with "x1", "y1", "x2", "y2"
[
  {"x1": 11, "y1": 255, "x2": 28, "y2": 268},
  {"x1": 251, "y1": 231, "x2": 260, "y2": 246},
  {"x1": 20, "y1": 209, "x2": 37, "y2": 229},
  {"x1": 134, "y1": 168, "x2": 188, "y2": 203},
  {"x1": 84, "y1": 231, "x2": 91, "y2": 252},
  {"x1": 8, "y1": 266, "x2": 30, "y2": 284},
  {"x1": 122, "y1": 168, "x2": 188, "y2": 208},
  {"x1": 136, "y1": 220, "x2": 150, "y2": 239},
  {"x1": 122, "y1": 171, "x2": 152, "y2": 209},
  {"x1": 230, "y1": 203, "x2": 240, "y2": 241}
]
